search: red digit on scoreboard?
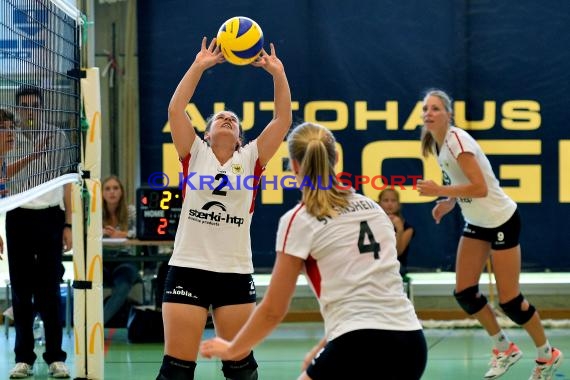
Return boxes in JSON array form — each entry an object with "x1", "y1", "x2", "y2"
[{"x1": 157, "y1": 218, "x2": 168, "y2": 235}]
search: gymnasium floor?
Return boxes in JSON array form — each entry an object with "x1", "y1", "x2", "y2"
[{"x1": 1, "y1": 323, "x2": 568, "y2": 379}]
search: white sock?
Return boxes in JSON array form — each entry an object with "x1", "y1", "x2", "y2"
[
  {"x1": 491, "y1": 330, "x2": 511, "y2": 352},
  {"x1": 536, "y1": 341, "x2": 552, "y2": 362}
]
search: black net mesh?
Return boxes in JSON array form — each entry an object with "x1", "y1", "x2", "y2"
[{"x1": 0, "y1": 0, "x2": 81, "y2": 209}]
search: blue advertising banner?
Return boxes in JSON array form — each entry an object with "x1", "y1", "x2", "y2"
[{"x1": 137, "y1": 0, "x2": 570, "y2": 271}]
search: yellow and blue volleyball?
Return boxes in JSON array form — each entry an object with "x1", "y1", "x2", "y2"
[{"x1": 216, "y1": 16, "x2": 264, "y2": 66}]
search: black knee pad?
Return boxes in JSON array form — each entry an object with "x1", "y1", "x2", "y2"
[
  {"x1": 156, "y1": 355, "x2": 196, "y2": 380},
  {"x1": 222, "y1": 351, "x2": 258, "y2": 380},
  {"x1": 500, "y1": 293, "x2": 536, "y2": 325},
  {"x1": 454, "y1": 285, "x2": 488, "y2": 315}
]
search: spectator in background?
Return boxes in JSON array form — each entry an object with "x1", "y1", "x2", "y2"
[
  {"x1": 1, "y1": 108, "x2": 47, "y2": 197},
  {"x1": 102, "y1": 175, "x2": 140, "y2": 325},
  {"x1": 0, "y1": 109, "x2": 16, "y2": 261},
  {"x1": 6, "y1": 86, "x2": 72, "y2": 378},
  {"x1": 1, "y1": 108, "x2": 46, "y2": 321},
  {"x1": 0, "y1": 109, "x2": 16, "y2": 198},
  {"x1": 377, "y1": 188, "x2": 415, "y2": 278},
  {"x1": 9, "y1": 86, "x2": 72, "y2": 192}
]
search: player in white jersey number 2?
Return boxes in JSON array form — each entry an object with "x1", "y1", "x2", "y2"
[{"x1": 155, "y1": 38, "x2": 292, "y2": 380}]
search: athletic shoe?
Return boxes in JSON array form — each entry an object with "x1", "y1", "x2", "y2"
[
  {"x1": 484, "y1": 342, "x2": 523, "y2": 379},
  {"x1": 528, "y1": 347, "x2": 563, "y2": 380},
  {"x1": 9, "y1": 362, "x2": 33, "y2": 378},
  {"x1": 48, "y1": 361, "x2": 70, "y2": 378}
]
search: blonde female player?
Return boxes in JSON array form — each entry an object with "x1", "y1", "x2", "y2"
[
  {"x1": 155, "y1": 37, "x2": 291, "y2": 380},
  {"x1": 417, "y1": 89, "x2": 563, "y2": 380},
  {"x1": 200, "y1": 122, "x2": 427, "y2": 380}
]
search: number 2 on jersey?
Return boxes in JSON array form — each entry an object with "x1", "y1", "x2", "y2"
[
  {"x1": 358, "y1": 221, "x2": 380, "y2": 259},
  {"x1": 213, "y1": 173, "x2": 229, "y2": 196}
]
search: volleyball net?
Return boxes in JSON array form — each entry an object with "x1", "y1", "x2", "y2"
[
  {"x1": 0, "y1": 0, "x2": 81, "y2": 211},
  {"x1": 1, "y1": 1, "x2": 105, "y2": 379}
]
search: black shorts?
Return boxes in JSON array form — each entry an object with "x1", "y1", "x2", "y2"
[
  {"x1": 462, "y1": 209, "x2": 521, "y2": 250},
  {"x1": 162, "y1": 266, "x2": 256, "y2": 309},
  {"x1": 306, "y1": 329, "x2": 427, "y2": 380}
]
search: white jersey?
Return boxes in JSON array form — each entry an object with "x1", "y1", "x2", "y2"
[
  {"x1": 8, "y1": 124, "x2": 70, "y2": 208},
  {"x1": 438, "y1": 127, "x2": 517, "y2": 228},
  {"x1": 275, "y1": 191, "x2": 421, "y2": 342},
  {"x1": 169, "y1": 138, "x2": 263, "y2": 273}
]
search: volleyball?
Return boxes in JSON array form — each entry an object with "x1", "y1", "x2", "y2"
[{"x1": 216, "y1": 16, "x2": 264, "y2": 66}]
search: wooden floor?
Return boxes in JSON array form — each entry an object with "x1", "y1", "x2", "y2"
[
  {"x1": 0, "y1": 323, "x2": 568, "y2": 379},
  {"x1": 1, "y1": 271, "x2": 569, "y2": 379}
]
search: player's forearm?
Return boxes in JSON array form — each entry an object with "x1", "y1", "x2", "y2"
[
  {"x1": 228, "y1": 300, "x2": 285, "y2": 358},
  {"x1": 272, "y1": 70, "x2": 292, "y2": 125}
]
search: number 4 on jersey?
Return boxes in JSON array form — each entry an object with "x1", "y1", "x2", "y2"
[{"x1": 358, "y1": 221, "x2": 381, "y2": 259}]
